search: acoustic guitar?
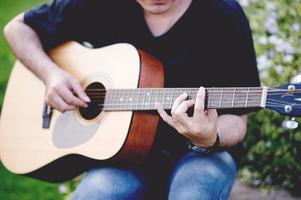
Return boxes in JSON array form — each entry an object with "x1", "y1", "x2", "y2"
[{"x1": 0, "y1": 41, "x2": 300, "y2": 182}]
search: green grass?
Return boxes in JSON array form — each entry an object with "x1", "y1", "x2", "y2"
[{"x1": 0, "y1": 0, "x2": 65, "y2": 199}]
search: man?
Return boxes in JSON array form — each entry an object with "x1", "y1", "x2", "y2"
[{"x1": 4, "y1": 0, "x2": 260, "y2": 199}]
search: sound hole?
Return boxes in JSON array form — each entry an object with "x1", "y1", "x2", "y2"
[{"x1": 79, "y1": 82, "x2": 105, "y2": 120}]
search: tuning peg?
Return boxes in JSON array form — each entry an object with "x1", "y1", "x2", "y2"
[{"x1": 282, "y1": 117, "x2": 298, "y2": 130}]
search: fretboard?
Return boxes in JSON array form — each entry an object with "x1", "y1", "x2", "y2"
[{"x1": 91, "y1": 87, "x2": 266, "y2": 111}]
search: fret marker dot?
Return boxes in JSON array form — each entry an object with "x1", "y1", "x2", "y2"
[
  {"x1": 129, "y1": 98, "x2": 132, "y2": 101},
  {"x1": 145, "y1": 103, "x2": 148, "y2": 106},
  {"x1": 147, "y1": 93, "x2": 150, "y2": 96},
  {"x1": 166, "y1": 97, "x2": 170, "y2": 101},
  {"x1": 120, "y1": 98, "x2": 123, "y2": 101}
]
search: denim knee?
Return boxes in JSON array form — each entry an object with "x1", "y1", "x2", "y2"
[
  {"x1": 71, "y1": 167, "x2": 146, "y2": 200},
  {"x1": 168, "y1": 151, "x2": 237, "y2": 200}
]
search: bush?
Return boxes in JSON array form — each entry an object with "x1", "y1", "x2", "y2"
[{"x1": 237, "y1": 0, "x2": 301, "y2": 195}]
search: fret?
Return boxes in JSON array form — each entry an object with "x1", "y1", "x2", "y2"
[
  {"x1": 219, "y1": 88, "x2": 224, "y2": 108},
  {"x1": 117, "y1": 89, "x2": 121, "y2": 110},
  {"x1": 188, "y1": 88, "x2": 192, "y2": 101},
  {"x1": 121, "y1": 89, "x2": 125, "y2": 110},
  {"x1": 162, "y1": 89, "x2": 166, "y2": 109},
  {"x1": 111, "y1": 89, "x2": 116, "y2": 110},
  {"x1": 191, "y1": 88, "x2": 197, "y2": 102},
  {"x1": 207, "y1": 88, "x2": 212, "y2": 108},
  {"x1": 142, "y1": 89, "x2": 146, "y2": 110},
  {"x1": 121, "y1": 89, "x2": 126, "y2": 110},
  {"x1": 151, "y1": 89, "x2": 157, "y2": 110},
  {"x1": 147, "y1": 89, "x2": 152, "y2": 110},
  {"x1": 245, "y1": 87, "x2": 249, "y2": 107},
  {"x1": 170, "y1": 88, "x2": 175, "y2": 109},
  {"x1": 165, "y1": 90, "x2": 172, "y2": 110},
  {"x1": 155, "y1": 88, "x2": 160, "y2": 106},
  {"x1": 231, "y1": 88, "x2": 236, "y2": 107},
  {"x1": 126, "y1": 89, "x2": 131, "y2": 111},
  {"x1": 133, "y1": 89, "x2": 138, "y2": 111}
]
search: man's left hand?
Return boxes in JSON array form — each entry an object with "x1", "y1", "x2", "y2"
[{"x1": 156, "y1": 87, "x2": 218, "y2": 147}]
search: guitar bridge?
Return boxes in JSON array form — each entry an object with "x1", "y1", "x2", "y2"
[{"x1": 42, "y1": 103, "x2": 53, "y2": 129}]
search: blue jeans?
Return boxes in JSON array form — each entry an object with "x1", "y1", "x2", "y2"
[{"x1": 72, "y1": 151, "x2": 237, "y2": 200}]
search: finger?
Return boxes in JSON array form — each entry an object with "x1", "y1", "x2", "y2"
[
  {"x1": 207, "y1": 109, "x2": 218, "y2": 122},
  {"x1": 58, "y1": 86, "x2": 88, "y2": 108},
  {"x1": 50, "y1": 94, "x2": 75, "y2": 112},
  {"x1": 70, "y1": 80, "x2": 91, "y2": 103},
  {"x1": 193, "y1": 87, "x2": 206, "y2": 121},
  {"x1": 155, "y1": 102, "x2": 177, "y2": 127},
  {"x1": 174, "y1": 100, "x2": 195, "y2": 125},
  {"x1": 171, "y1": 93, "x2": 188, "y2": 116}
]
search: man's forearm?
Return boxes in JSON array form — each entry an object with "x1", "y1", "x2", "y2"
[
  {"x1": 217, "y1": 114, "x2": 248, "y2": 147},
  {"x1": 3, "y1": 13, "x2": 59, "y2": 84}
]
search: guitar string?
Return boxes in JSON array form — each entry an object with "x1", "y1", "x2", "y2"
[
  {"x1": 94, "y1": 100, "x2": 266, "y2": 107},
  {"x1": 84, "y1": 88, "x2": 301, "y2": 93},
  {"x1": 84, "y1": 90, "x2": 300, "y2": 96},
  {"x1": 92, "y1": 99, "x2": 301, "y2": 108}
]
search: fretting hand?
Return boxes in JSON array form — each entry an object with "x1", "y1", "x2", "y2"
[{"x1": 156, "y1": 87, "x2": 218, "y2": 147}]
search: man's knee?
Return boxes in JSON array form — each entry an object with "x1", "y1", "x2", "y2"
[
  {"x1": 72, "y1": 167, "x2": 146, "y2": 200},
  {"x1": 168, "y1": 151, "x2": 237, "y2": 200}
]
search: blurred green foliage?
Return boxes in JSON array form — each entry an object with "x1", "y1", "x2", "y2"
[{"x1": 237, "y1": 0, "x2": 301, "y2": 195}]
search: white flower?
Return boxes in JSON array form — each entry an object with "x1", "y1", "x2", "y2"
[
  {"x1": 260, "y1": 70, "x2": 269, "y2": 79},
  {"x1": 292, "y1": 23, "x2": 300, "y2": 32},
  {"x1": 239, "y1": 0, "x2": 249, "y2": 7},
  {"x1": 257, "y1": 55, "x2": 272, "y2": 70},
  {"x1": 268, "y1": 12, "x2": 278, "y2": 20},
  {"x1": 266, "y1": 2, "x2": 277, "y2": 10},
  {"x1": 283, "y1": 54, "x2": 294, "y2": 63},
  {"x1": 257, "y1": 36, "x2": 268, "y2": 45},
  {"x1": 264, "y1": 17, "x2": 278, "y2": 34},
  {"x1": 58, "y1": 184, "x2": 68, "y2": 194},
  {"x1": 268, "y1": 35, "x2": 295, "y2": 54},
  {"x1": 267, "y1": 50, "x2": 275, "y2": 58},
  {"x1": 275, "y1": 42, "x2": 295, "y2": 54},
  {"x1": 268, "y1": 35, "x2": 280, "y2": 44},
  {"x1": 275, "y1": 65, "x2": 284, "y2": 74}
]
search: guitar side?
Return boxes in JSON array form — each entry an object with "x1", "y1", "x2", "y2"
[{"x1": 0, "y1": 42, "x2": 164, "y2": 182}]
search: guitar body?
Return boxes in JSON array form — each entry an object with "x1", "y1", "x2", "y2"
[{"x1": 0, "y1": 42, "x2": 164, "y2": 182}]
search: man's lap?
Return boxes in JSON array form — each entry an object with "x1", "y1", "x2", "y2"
[{"x1": 72, "y1": 151, "x2": 237, "y2": 200}]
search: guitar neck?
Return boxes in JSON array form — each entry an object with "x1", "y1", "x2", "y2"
[{"x1": 95, "y1": 87, "x2": 268, "y2": 111}]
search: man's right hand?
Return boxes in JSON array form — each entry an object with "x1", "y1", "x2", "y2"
[
  {"x1": 4, "y1": 13, "x2": 90, "y2": 113},
  {"x1": 45, "y1": 68, "x2": 91, "y2": 113}
]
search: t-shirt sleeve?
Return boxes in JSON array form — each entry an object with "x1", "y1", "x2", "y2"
[
  {"x1": 217, "y1": 0, "x2": 261, "y2": 116},
  {"x1": 24, "y1": 0, "x2": 87, "y2": 50}
]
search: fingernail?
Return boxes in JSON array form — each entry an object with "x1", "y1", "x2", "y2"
[{"x1": 84, "y1": 96, "x2": 91, "y2": 102}]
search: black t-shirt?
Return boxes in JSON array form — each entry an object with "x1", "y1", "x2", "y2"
[{"x1": 24, "y1": 0, "x2": 260, "y2": 164}]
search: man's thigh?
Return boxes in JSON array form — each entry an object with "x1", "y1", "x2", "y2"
[
  {"x1": 168, "y1": 151, "x2": 237, "y2": 200},
  {"x1": 71, "y1": 166, "x2": 147, "y2": 200}
]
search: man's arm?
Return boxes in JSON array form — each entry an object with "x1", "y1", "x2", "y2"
[
  {"x1": 3, "y1": 13, "x2": 89, "y2": 112},
  {"x1": 218, "y1": 114, "x2": 247, "y2": 147}
]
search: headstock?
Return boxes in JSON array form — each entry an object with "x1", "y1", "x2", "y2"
[{"x1": 266, "y1": 83, "x2": 301, "y2": 117}]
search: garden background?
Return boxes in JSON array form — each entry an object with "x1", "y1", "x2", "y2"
[{"x1": 0, "y1": 0, "x2": 300, "y2": 199}]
